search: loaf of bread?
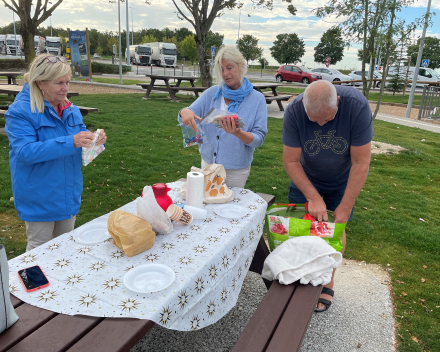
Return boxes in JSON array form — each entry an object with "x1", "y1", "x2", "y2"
[{"x1": 107, "y1": 210, "x2": 155, "y2": 257}]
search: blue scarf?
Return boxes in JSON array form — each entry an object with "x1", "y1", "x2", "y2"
[{"x1": 212, "y1": 78, "x2": 254, "y2": 113}]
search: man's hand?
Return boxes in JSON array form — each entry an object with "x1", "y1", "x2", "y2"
[
  {"x1": 307, "y1": 198, "x2": 328, "y2": 222},
  {"x1": 332, "y1": 204, "x2": 351, "y2": 224},
  {"x1": 181, "y1": 108, "x2": 202, "y2": 133}
]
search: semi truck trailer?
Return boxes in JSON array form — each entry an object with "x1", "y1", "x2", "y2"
[
  {"x1": 145, "y1": 42, "x2": 177, "y2": 67},
  {"x1": 126, "y1": 44, "x2": 152, "y2": 65},
  {"x1": 5, "y1": 34, "x2": 23, "y2": 55},
  {"x1": 46, "y1": 36, "x2": 63, "y2": 56},
  {"x1": 34, "y1": 36, "x2": 46, "y2": 55}
]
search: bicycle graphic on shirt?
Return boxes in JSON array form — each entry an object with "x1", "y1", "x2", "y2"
[{"x1": 303, "y1": 130, "x2": 348, "y2": 156}]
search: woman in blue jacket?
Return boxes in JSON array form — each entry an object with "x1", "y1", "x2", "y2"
[
  {"x1": 5, "y1": 54, "x2": 107, "y2": 251},
  {"x1": 179, "y1": 46, "x2": 267, "y2": 188}
]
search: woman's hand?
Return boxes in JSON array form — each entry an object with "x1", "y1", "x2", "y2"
[
  {"x1": 73, "y1": 131, "x2": 96, "y2": 148},
  {"x1": 181, "y1": 108, "x2": 202, "y2": 133},
  {"x1": 219, "y1": 117, "x2": 240, "y2": 135},
  {"x1": 95, "y1": 129, "x2": 107, "y2": 146}
]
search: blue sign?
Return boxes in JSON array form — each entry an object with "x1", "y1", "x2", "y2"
[
  {"x1": 69, "y1": 30, "x2": 90, "y2": 78},
  {"x1": 211, "y1": 46, "x2": 215, "y2": 57},
  {"x1": 422, "y1": 59, "x2": 429, "y2": 67}
]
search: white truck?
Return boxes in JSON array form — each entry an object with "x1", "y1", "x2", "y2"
[
  {"x1": 0, "y1": 35, "x2": 5, "y2": 55},
  {"x1": 126, "y1": 44, "x2": 152, "y2": 66},
  {"x1": 146, "y1": 42, "x2": 177, "y2": 67},
  {"x1": 34, "y1": 35, "x2": 46, "y2": 55},
  {"x1": 46, "y1": 36, "x2": 63, "y2": 56},
  {"x1": 5, "y1": 34, "x2": 23, "y2": 55}
]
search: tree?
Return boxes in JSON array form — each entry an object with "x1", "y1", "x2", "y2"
[
  {"x1": 408, "y1": 37, "x2": 440, "y2": 70},
  {"x1": 385, "y1": 72, "x2": 405, "y2": 95},
  {"x1": 175, "y1": 27, "x2": 194, "y2": 43},
  {"x1": 167, "y1": 0, "x2": 297, "y2": 87},
  {"x1": 258, "y1": 57, "x2": 267, "y2": 69},
  {"x1": 140, "y1": 35, "x2": 157, "y2": 44},
  {"x1": 314, "y1": 28, "x2": 345, "y2": 65},
  {"x1": 107, "y1": 37, "x2": 118, "y2": 55},
  {"x1": 206, "y1": 30, "x2": 224, "y2": 55},
  {"x1": 2, "y1": 0, "x2": 64, "y2": 63},
  {"x1": 237, "y1": 34, "x2": 263, "y2": 64},
  {"x1": 95, "y1": 46, "x2": 104, "y2": 56},
  {"x1": 270, "y1": 33, "x2": 305, "y2": 65},
  {"x1": 180, "y1": 35, "x2": 198, "y2": 63}
]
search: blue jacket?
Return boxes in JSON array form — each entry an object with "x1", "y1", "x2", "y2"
[
  {"x1": 178, "y1": 86, "x2": 268, "y2": 169},
  {"x1": 5, "y1": 83, "x2": 87, "y2": 222}
]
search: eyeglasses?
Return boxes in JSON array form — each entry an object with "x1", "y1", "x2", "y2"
[{"x1": 36, "y1": 56, "x2": 67, "y2": 68}]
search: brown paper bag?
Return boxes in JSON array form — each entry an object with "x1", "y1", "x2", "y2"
[
  {"x1": 107, "y1": 210, "x2": 156, "y2": 257},
  {"x1": 181, "y1": 163, "x2": 234, "y2": 204}
]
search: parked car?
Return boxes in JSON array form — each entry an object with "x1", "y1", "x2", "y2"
[
  {"x1": 348, "y1": 70, "x2": 385, "y2": 87},
  {"x1": 311, "y1": 68, "x2": 355, "y2": 85},
  {"x1": 275, "y1": 65, "x2": 322, "y2": 84},
  {"x1": 93, "y1": 53, "x2": 101, "y2": 58}
]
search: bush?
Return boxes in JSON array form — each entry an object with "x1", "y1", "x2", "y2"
[
  {"x1": 91, "y1": 62, "x2": 131, "y2": 74},
  {"x1": 0, "y1": 59, "x2": 28, "y2": 71}
]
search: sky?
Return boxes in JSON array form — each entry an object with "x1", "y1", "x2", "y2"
[{"x1": 1, "y1": 0, "x2": 439, "y2": 70}]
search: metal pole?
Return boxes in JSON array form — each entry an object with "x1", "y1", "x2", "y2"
[
  {"x1": 237, "y1": 9, "x2": 241, "y2": 48},
  {"x1": 12, "y1": 12, "x2": 17, "y2": 56},
  {"x1": 131, "y1": 7, "x2": 134, "y2": 45},
  {"x1": 50, "y1": 15, "x2": 52, "y2": 37},
  {"x1": 126, "y1": 0, "x2": 130, "y2": 66},
  {"x1": 118, "y1": 0, "x2": 122, "y2": 84},
  {"x1": 406, "y1": 0, "x2": 431, "y2": 118}
]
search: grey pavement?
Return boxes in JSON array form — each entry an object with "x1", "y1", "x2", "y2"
[{"x1": 267, "y1": 101, "x2": 440, "y2": 133}]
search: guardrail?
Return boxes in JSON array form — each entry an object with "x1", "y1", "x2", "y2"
[{"x1": 333, "y1": 79, "x2": 440, "y2": 88}]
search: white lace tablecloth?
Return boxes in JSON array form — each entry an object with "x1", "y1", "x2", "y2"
[{"x1": 8, "y1": 181, "x2": 267, "y2": 331}]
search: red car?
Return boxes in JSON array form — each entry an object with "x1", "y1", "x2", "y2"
[{"x1": 275, "y1": 65, "x2": 322, "y2": 84}]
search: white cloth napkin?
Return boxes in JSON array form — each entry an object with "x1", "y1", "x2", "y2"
[{"x1": 262, "y1": 237, "x2": 343, "y2": 286}]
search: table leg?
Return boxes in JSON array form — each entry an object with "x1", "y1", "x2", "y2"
[
  {"x1": 143, "y1": 78, "x2": 156, "y2": 100},
  {"x1": 189, "y1": 79, "x2": 196, "y2": 88},
  {"x1": 165, "y1": 78, "x2": 178, "y2": 102},
  {"x1": 8, "y1": 77, "x2": 12, "y2": 85},
  {"x1": 272, "y1": 87, "x2": 285, "y2": 112},
  {"x1": 249, "y1": 236, "x2": 272, "y2": 289}
]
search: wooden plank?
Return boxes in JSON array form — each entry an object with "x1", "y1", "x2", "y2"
[
  {"x1": 76, "y1": 106, "x2": 99, "y2": 112},
  {"x1": 67, "y1": 318, "x2": 155, "y2": 352},
  {"x1": 265, "y1": 95, "x2": 291, "y2": 102},
  {"x1": 0, "y1": 109, "x2": 6, "y2": 117},
  {"x1": 266, "y1": 284, "x2": 322, "y2": 352},
  {"x1": 8, "y1": 314, "x2": 103, "y2": 352},
  {"x1": 256, "y1": 193, "x2": 275, "y2": 208},
  {"x1": 0, "y1": 303, "x2": 57, "y2": 352},
  {"x1": 169, "y1": 87, "x2": 208, "y2": 92},
  {"x1": 10, "y1": 294, "x2": 23, "y2": 308},
  {"x1": 231, "y1": 281, "x2": 297, "y2": 352}
]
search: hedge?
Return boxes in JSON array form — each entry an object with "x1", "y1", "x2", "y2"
[
  {"x1": 91, "y1": 62, "x2": 131, "y2": 74},
  {"x1": 0, "y1": 59, "x2": 28, "y2": 71}
]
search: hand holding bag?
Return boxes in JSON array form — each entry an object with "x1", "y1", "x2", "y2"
[
  {"x1": 181, "y1": 163, "x2": 234, "y2": 204},
  {"x1": 0, "y1": 245, "x2": 19, "y2": 334}
]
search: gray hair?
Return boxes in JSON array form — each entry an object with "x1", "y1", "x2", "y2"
[
  {"x1": 24, "y1": 54, "x2": 71, "y2": 113},
  {"x1": 302, "y1": 80, "x2": 337, "y2": 115},
  {"x1": 213, "y1": 46, "x2": 247, "y2": 86}
]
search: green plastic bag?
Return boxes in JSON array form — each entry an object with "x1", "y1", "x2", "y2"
[{"x1": 266, "y1": 204, "x2": 346, "y2": 252}]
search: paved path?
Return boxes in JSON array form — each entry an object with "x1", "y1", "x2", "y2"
[{"x1": 267, "y1": 101, "x2": 440, "y2": 133}]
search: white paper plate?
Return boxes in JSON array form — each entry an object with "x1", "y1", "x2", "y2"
[
  {"x1": 123, "y1": 264, "x2": 175, "y2": 293},
  {"x1": 214, "y1": 204, "x2": 248, "y2": 219},
  {"x1": 73, "y1": 222, "x2": 110, "y2": 244}
]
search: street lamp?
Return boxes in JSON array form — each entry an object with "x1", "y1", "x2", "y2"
[
  {"x1": 12, "y1": 11, "x2": 17, "y2": 57},
  {"x1": 237, "y1": 8, "x2": 241, "y2": 48},
  {"x1": 130, "y1": 6, "x2": 133, "y2": 45},
  {"x1": 118, "y1": 0, "x2": 122, "y2": 84}
]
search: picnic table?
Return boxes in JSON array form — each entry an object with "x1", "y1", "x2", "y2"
[
  {"x1": 0, "y1": 85, "x2": 79, "y2": 98},
  {"x1": 252, "y1": 83, "x2": 292, "y2": 112},
  {"x1": 139, "y1": 74, "x2": 208, "y2": 102},
  {"x1": 2, "y1": 182, "x2": 273, "y2": 351},
  {"x1": 0, "y1": 71, "x2": 22, "y2": 85}
]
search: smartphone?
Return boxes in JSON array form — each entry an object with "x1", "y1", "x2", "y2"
[{"x1": 18, "y1": 265, "x2": 50, "y2": 292}]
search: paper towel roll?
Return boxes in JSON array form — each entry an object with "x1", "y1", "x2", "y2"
[{"x1": 186, "y1": 172, "x2": 204, "y2": 209}]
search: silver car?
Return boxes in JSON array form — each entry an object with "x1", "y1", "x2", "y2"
[
  {"x1": 348, "y1": 70, "x2": 385, "y2": 87},
  {"x1": 311, "y1": 68, "x2": 354, "y2": 86}
]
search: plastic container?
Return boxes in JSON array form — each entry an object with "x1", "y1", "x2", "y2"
[{"x1": 151, "y1": 183, "x2": 173, "y2": 212}]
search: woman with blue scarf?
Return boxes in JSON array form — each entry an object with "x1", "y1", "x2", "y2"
[{"x1": 179, "y1": 46, "x2": 268, "y2": 188}]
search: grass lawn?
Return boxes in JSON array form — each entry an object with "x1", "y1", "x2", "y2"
[
  {"x1": 0, "y1": 92, "x2": 439, "y2": 351},
  {"x1": 75, "y1": 77, "x2": 147, "y2": 86}
]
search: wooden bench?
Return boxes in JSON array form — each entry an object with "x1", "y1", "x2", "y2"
[
  {"x1": 76, "y1": 106, "x2": 99, "y2": 117},
  {"x1": 264, "y1": 95, "x2": 292, "y2": 112},
  {"x1": 0, "y1": 107, "x2": 97, "y2": 118}
]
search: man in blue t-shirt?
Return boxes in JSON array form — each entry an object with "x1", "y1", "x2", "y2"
[{"x1": 282, "y1": 80, "x2": 373, "y2": 313}]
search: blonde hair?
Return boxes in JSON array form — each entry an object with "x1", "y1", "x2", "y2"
[
  {"x1": 213, "y1": 46, "x2": 247, "y2": 87},
  {"x1": 24, "y1": 54, "x2": 71, "y2": 113}
]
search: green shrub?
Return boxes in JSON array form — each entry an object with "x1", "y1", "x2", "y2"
[
  {"x1": 91, "y1": 62, "x2": 131, "y2": 74},
  {"x1": 0, "y1": 59, "x2": 28, "y2": 71}
]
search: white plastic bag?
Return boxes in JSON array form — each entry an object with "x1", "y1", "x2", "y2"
[
  {"x1": 136, "y1": 186, "x2": 173, "y2": 235},
  {"x1": 82, "y1": 129, "x2": 105, "y2": 166}
]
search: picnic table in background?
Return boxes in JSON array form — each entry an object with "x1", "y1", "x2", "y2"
[
  {"x1": 0, "y1": 85, "x2": 98, "y2": 118},
  {"x1": 138, "y1": 74, "x2": 208, "y2": 102},
  {"x1": 0, "y1": 72, "x2": 22, "y2": 85},
  {"x1": 252, "y1": 83, "x2": 292, "y2": 112}
]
